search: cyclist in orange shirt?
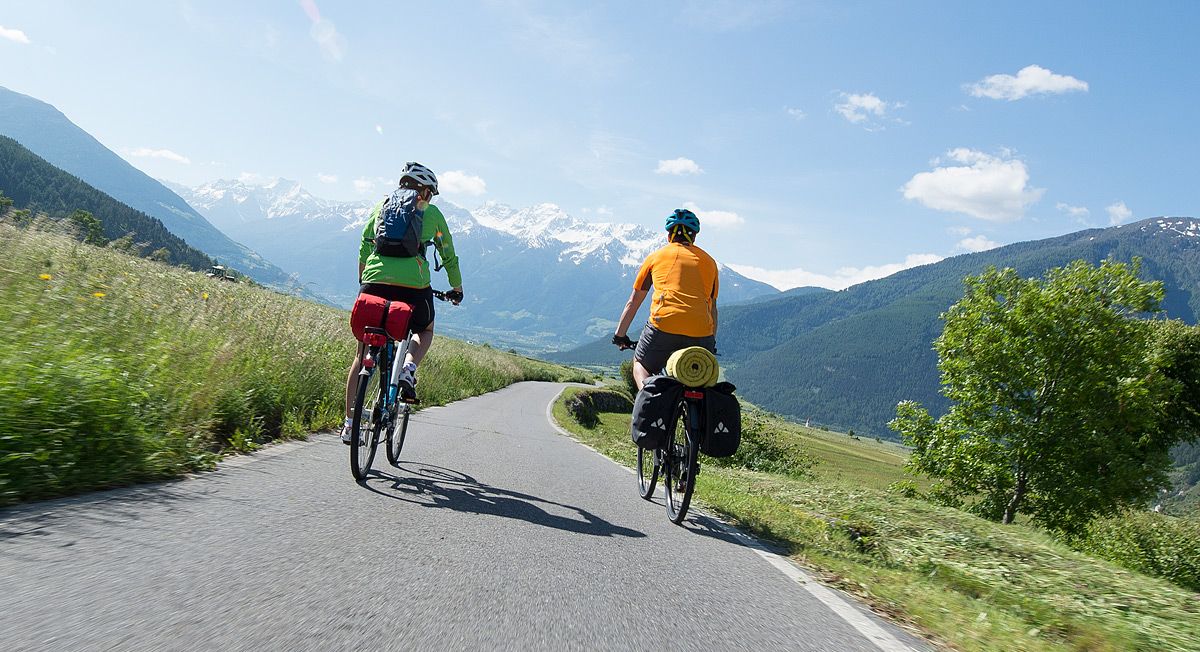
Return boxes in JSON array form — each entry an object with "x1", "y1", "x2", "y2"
[{"x1": 613, "y1": 209, "x2": 718, "y2": 390}]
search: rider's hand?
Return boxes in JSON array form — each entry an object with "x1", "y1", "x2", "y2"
[
  {"x1": 612, "y1": 333, "x2": 634, "y2": 350},
  {"x1": 448, "y1": 287, "x2": 463, "y2": 305}
]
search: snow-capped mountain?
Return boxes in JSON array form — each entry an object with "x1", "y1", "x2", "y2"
[
  {"x1": 173, "y1": 178, "x2": 779, "y2": 352},
  {"x1": 471, "y1": 202, "x2": 663, "y2": 266}
]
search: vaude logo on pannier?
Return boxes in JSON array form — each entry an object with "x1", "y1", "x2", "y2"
[{"x1": 373, "y1": 187, "x2": 425, "y2": 258}]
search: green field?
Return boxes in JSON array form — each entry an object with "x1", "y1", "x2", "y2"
[{"x1": 554, "y1": 385, "x2": 1200, "y2": 652}]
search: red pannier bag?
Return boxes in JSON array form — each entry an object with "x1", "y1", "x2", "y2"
[{"x1": 350, "y1": 293, "x2": 413, "y2": 342}]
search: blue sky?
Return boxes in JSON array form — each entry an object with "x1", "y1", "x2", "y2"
[{"x1": 2, "y1": 1, "x2": 1197, "y2": 290}]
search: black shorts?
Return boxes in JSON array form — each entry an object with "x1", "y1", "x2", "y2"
[
  {"x1": 634, "y1": 324, "x2": 716, "y2": 375},
  {"x1": 359, "y1": 283, "x2": 434, "y2": 333}
]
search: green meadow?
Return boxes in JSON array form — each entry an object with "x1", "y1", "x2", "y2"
[{"x1": 554, "y1": 385, "x2": 1200, "y2": 652}]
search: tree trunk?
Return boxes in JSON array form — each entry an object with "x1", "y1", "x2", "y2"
[{"x1": 1003, "y1": 474, "x2": 1026, "y2": 524}]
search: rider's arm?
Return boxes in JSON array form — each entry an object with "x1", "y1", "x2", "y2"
[
  {"x1": 358, "y1": 263, "x2": 365, "y2": 285},
  {"x1": 615, "y1": 287, "x2": 649, "y2": 338}
]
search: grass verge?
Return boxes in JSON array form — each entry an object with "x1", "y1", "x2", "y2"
[
  {"x1": 552, "y1": 388, "x2": 1200, "y2": 652},
  {"x1": 0, "y1": 222, "x2": 591, "y2": 505}
]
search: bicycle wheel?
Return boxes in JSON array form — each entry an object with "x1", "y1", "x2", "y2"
[
  {"x1": 636, "y1": 445, "x2": 659, "y2": 500},
  {"x1": 664, "y1": 400, "x2": 699, "y2": 524},
  {"x1": 350, "y1": 358, "x2": 384, "y2": 480},
  {"x1": 385, "y1": 403, "x2": 411, "y2": 467}
]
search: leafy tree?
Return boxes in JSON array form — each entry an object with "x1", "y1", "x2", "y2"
[
  {"x1": 891, "y1": 259, "x2": 1200, "y2": 535},
  {"x1": 68, "y1": 209, "x2": 107, "y2": 246},
  {"x1": 0, "y1": 189, "x2": 12, "y2": 213}
]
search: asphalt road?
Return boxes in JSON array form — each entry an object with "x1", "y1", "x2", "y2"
[{"x1": 0, "y1": 382, "x2": 932, "y2": 651}]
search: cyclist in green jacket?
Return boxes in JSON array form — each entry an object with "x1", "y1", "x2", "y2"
[{"x1": 341, "y1": 162, "x2": 463, "y2": 444}]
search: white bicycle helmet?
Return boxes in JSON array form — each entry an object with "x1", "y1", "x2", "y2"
[{"x1": 399, "y1": 162, "x2": 439, "y2": 195}]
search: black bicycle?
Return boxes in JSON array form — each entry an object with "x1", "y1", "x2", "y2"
[
  {"x1": 637, "y1": 388, "x2": 705, "y2": 524},
  {"x1": 350, "y1": 289, "x2": 459, "y2": 481}
]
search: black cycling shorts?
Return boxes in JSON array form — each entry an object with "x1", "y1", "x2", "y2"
[
  {"x1": 634, "y1": 324, "x2": 716, "y2": 375},
  {"x1": 359, "y1": 283, "x2": 434, "y2": 333}
]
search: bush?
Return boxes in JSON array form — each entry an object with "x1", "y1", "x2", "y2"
[
  {"x1": 619, "y1": 359, "x2": 637, "y2": 396},
  {"x1": 708, "y1": 412, "x2": 816, "y2": 477},
  {"x1": 1069, "y1": 509, "x2": 1200, "y2": 592},
  {"x1": 566, "y1": 389, "x2": 633, "y2": 428}
]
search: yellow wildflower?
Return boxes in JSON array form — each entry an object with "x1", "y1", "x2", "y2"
[
  {"x1": 93, "y1": 292, "x2": 106, "y2": 298},
  {"x1": 39, "y1": 274, "x2": 52, "y2": 280}
]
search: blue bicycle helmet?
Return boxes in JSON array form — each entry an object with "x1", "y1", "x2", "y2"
[{"x1": 665, "y1": 208, "x2": 700, "y2": 233}]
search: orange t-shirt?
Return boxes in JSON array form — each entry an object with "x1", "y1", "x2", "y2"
[{"x1": 634, "y1": 242, "x2": 719, "y2": 337}]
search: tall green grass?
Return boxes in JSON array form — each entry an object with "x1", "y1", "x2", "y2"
[
  {"x1": 554, "y1": 391, "x2": 1200, "y2": 652},
  {"x1": 0, "y1": 222, "x2": 590, "y2": 505}
]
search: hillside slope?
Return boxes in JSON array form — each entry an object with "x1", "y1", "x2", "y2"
[
  {"x1": 0, "y1": 86, "x2": 298, "y2": 291},
  {"x1": 552, "y1": 217, "x2": 1200, "y2": 438}
]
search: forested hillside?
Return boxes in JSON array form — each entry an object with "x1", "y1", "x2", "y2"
[
  {"x1": 550, "y1": 217, "x2": 1200, "y2": 440},
  {"x1": 0, "y1": 136, "x2": 215, "y2": 271}
]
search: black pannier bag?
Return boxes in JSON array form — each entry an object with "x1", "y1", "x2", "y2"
[
  {"x1": 702, "y1": 381, "x2": 741, "y2": 458},
  {"x1": 631, "y1": 374, "x2": 685, "y2": 449}
]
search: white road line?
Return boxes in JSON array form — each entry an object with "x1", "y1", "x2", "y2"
[{"x1": 545, "y1": 387, "x2": 920, "y2": 652}]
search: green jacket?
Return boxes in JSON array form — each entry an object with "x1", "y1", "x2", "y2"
[{"x1": 359, "y1": 201, "x2": 462, "y2": 289}]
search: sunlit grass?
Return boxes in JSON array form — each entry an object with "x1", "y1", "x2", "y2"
[
  {"x1": 0, "y1": 222, "x2": 590, "y2": 505},
  {"x1": 553, "y1": 390, "x2": 1200, "y2": 652}
]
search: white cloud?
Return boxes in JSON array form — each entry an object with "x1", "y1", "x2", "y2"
[
  {"x1": 957, "y1": 235, "x2": 1000, "y2": 252},
  {"x1": 967, "y1": 64, "x2": 1089, "y2": 101},
  {"x1": 655, "y1": 157, "x2": 704, "y2": 176},
  {"x1": 729, "y1": 253, "x2": 943, "y2": 291},
  {"x1": 353, "y1": 177, "x2": 377, "y2": 194},
  {"x1": 1055, "y1": 202, "x2": 1090, "y2": 218},
  {"x1": 440, "y1": 170, "x2": 487, "y2": 196},
  {"x1": 833, "y1": 92, "x2": 905, "y2": 129},
  {"x1": 785, "y1": 106, "x2": 806, "y2": 120},
  {"x1": 681, "y1": 201, "x2": 743, "y2": 229},
  {"x1": 947, "y1": 225, "x2": 972, "y2": 236},
  {"x1": 317, "y1": 172, "x2": 338, "y2": 184},
  {"x1": 0, "y1": 24, "x2": 30, "y2": 44},
  {"x1": 127, "y1": 147, "x2": 190, "y2": 164},
  {"x1": 1106, "y1": 201, "x2": 1133, "y2": 225},
  {"x1": 901, "y1": 148, "x2": 1045, "y2": 222}
]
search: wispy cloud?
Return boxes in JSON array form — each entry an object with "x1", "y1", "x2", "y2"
[
  {"x1": 1055, "y1": 202, "x2": 1090, "y2": 218},
  {"x1": 833, "y1": 92, "x2": 906, "y2": 130},
  {"x1": 127, "y1": 147, "x2": 191, "y2": 164},
  {"x1": 901, "y1": 148, "x2": 1045, "y2": 222},
  {"x1": 440, "y1": 170, "x2": 487, "y2": 196},
  {"x1": 0, "y1": 24, "x2": 30, "y2": 44},
  {"x1": 785, "y1": 106, "x2": 806, "y2": 120},
  {"x1": 679, "y1": 0, "x2": 789, "y2": 31},
  {"x1": 655, "y1": 157, "x2": 704, "y2": 176},
  {"x1": 729, "y1": 253, "x2": 943, "y2": 291},
  {"x1": 681, "y1": 201, "x2": 742, "y2": 228},
  {"x1": 956, "y1": 235, "x2": 1000, "y2": 252},
  {"x1": 317, "y1": 173, "x2": 338, "y2": 183},
  {"x1": 1106, "y1": 201, "x2": 1133, "y2": 225},
  {"x1": 353, "y1": 177, "x2": 377, "y2": 194},
  {"x1": 966, "y1": 64, "x2": 1088, "y2": 101}
]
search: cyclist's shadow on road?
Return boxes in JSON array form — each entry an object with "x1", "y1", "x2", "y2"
[{"x1": 361, "y1": 463, "x2": 646, "y2": 539}]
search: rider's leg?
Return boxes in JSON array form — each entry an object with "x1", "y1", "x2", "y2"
[
  {"x1": 344, "y1": 341, "x2": 366, "y2": 418},
  {"x1": 633, "y1": 359, "x2": 652, "y2": 391},
  {"x1": 404, "y1": 321, "x2": 436, "y2": 368}
]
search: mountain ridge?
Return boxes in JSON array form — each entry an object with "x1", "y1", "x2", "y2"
[
  {"x1": 172, "y1": 177, "x2": 779, "y2": 351},
  {"x1": 0, "y1": 86, "x2": 304, "y2": 294}
]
